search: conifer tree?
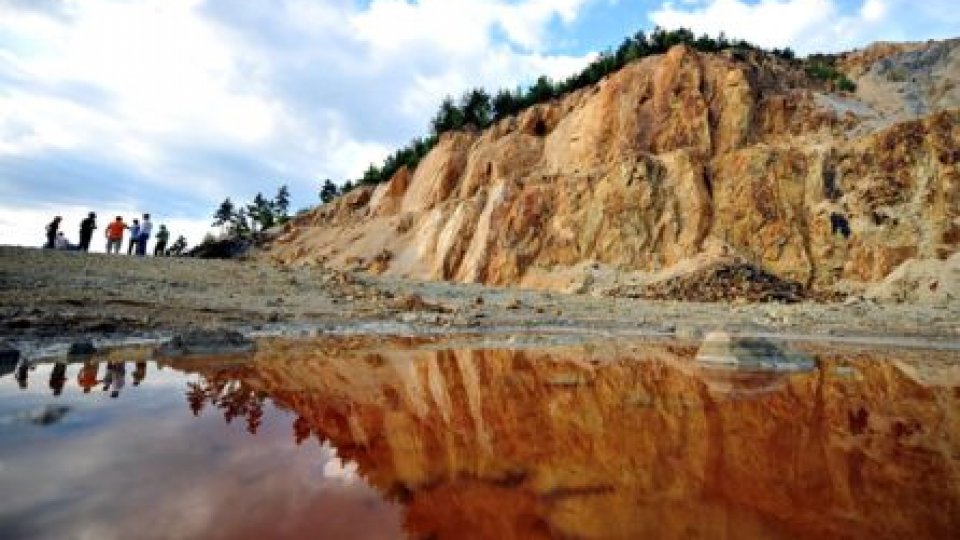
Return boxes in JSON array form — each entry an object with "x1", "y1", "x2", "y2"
[{"x1": 320, "y1": 179, "x2": 339, "y2": 203}]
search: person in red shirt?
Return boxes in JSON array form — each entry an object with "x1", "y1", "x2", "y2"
[{"x1": 105, "y1": 216, "x2": 126, "y2": 254}]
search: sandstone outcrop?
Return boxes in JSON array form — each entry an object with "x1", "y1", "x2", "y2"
[{"x1": 267, "y1": 39, "x2": 960, "y2": 299}]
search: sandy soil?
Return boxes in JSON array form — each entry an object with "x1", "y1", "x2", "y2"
[{"x1": 1, "y1": 247, "x2": 958, "y2": 349}]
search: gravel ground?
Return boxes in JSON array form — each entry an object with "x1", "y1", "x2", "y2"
[{"x1": 1, "y1": 246, "x2": 958, "y2": 350}]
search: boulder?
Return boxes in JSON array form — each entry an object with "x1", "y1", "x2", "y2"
[
  {"x1": 67, "y1": 340, "x2": 97, "y2": 357},
  {"x1": 695, "y1": 331, "x2": 814, "y2": 370},
  {"x1": 158, "y1": 329, "x2": 255, "y2": 357}
]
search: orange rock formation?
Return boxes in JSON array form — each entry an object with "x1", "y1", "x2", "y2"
[
  {"x1": 184, "y1": 339, "x2": 960, "y2": 539},
  {"x1": 266, "y1": 40, "x2": 960, "y2": 296}
]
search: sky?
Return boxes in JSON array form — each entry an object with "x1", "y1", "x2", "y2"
[{"x1": 1, "y1": 0, "x2": 957, "y2": 250}]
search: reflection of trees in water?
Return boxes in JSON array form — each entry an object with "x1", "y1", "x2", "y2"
[
  {"x1": 293, "y1": 415, "x2": 312, "y2": 445},
  {"x1": 185, "y1": 372, "x2": 265, "y2": 435},
  {"x1": 175, "y1": 349, "x2": 960, "y2": 540},
  {"x1": 185, "y1": 372, "x2": 348, "y2": 451}
]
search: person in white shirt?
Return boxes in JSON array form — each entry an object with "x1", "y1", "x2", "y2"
[
  {"x1": 54, "y1": 232, "x2": 73, "y2": 250},
  {"x1": 136, "y1": 213, "x2": 153, "y2": 256}
]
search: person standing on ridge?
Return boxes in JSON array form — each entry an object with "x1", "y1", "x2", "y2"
[
  {"x1": 127, "y1": 219, "x2": 140, "y2": 255},
  {"x1": 136, "y1": 213, "x2": 153, "y2": 256},
  {"x1": 105, "y1": 216, "x2": 126, "y2": 254},
  {"x1": 153, "y1": 224, "x2": 169, "y2": 256},
  {"x1": 44, "y1": 216, "x2": 62, "y2": 249},
  {"x1": 78, "y1": 212, "x2": 97, "y2": 251}
]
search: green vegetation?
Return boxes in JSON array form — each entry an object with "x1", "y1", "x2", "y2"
[
  {"x1": 335, "y1": 27, "x2": 799, "y2": 192},
  {"x1": 804, "y1": 54, "x2": 857, "y2": 92},
  {"x1": 325, "y1": 26, "x2": 850, "y2": 198},
  {"x1": 319, "y1": 179, "x2": 339, "y2": 204},
  {"x1": 213, "y1": 185, "x2": 291, "y2": 238},
  {"x1": 166, "y1": 235, "x2": 188, "y2": 256}
]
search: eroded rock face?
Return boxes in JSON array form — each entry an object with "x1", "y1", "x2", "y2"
[
  {"x1": 267, "y1": 40, "x2": 960, "y2": 295},
  {"x1": 184, "y1": 340, "x2": 960, "y2": 539}
]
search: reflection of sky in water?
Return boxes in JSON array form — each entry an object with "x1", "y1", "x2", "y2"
[
  {"x1": 3, "y1": 342, "x2": 957, "y2": 540},
  {"x1": 0, "y1": 362, "x2": 404, "y2": 540}
]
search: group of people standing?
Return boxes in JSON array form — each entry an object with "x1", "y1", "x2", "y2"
[
  {"x1": 9, "y1": 358, "x2": 148, "y2": 399},
  {"x1": 45, "y1": 212, "x2": 170, "y2": 256}
]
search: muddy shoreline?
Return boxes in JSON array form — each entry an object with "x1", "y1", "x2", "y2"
[{"x1": 2, "y1": 247, "x2": 958, "y2": 352}]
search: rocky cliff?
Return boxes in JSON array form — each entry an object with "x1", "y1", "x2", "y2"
[
  {"x1": 266, "y1": 39, "x2": 960, "y2": 298},
  {"x1": 183, "y1": 339, "x2": 960, "y2": 539}
]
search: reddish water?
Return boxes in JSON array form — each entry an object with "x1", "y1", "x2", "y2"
[{"x1": 1, "y1": 337, "x2": 957, "y2": 539}]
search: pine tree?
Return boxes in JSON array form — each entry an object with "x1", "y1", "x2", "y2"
[
  {"x1": 167, "y1": 235, "x2": 188, "y2": 256},
  {"x1": 246, "y1": 193, "x2": 275, "y2": 231},
  {"x1": 460, "y1": 88, "x2": 492, "y2": 129},
  {"x1": 212, "y1": 198, "x2": 235, "y2": 228},
  {"x1": 272, "y1": 185, "x2": 290, "y2": 223},
  {"x1": 320, "y1": 179, "x2": 339, "y2": 204}
]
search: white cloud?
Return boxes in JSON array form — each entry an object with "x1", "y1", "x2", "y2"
[
  {"x1": 352, "y1": 0, "x2": 589, "y2": 55},
  {"x1": 860, "y1": 0, "x2": 887, "y2": 22},
  {"x1": 0, "y1": 0, "x2": 593, "y2": 200},
  {"x1": 650, "y1": 0, "x2": 836, "y2": 52},
  {"x1": 0, "y1": 0, "x2": 597, "y2": 247},
  {"x1": 649, "y1": 0, "x2": 908, "y2": 54}
]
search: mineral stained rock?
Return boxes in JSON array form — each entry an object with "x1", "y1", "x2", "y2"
[
  {"x1": 266, "y1": 40, "x2": 960, "y2": 300},
  {"x1": 184, "y1": 340, "x2": 960, "y2": 540}
]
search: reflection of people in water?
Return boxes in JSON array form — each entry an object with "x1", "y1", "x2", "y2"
[
  {"x1": 77, "y1": 361, "x2": 100, "y2": 394},
  {"x1": 49, "y1": 363, "x2": 68, "y2": 396},
  {"x1": 102, "y1": 362, "x2": 126, "y2": 399},
  {"x1": 132, "y1": 361, "x2": 147, "y2": 386},
  {"x1": 15, "y1": 360, "x2": 29, "y2": 390}
]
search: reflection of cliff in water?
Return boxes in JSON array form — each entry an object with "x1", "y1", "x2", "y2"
[{"x1": 180, "y1": 340, "x2": 960, "y2": 540}]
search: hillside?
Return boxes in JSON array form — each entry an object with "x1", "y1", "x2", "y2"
[{"x1": 264, "y1": 39, "x2": 960, "y2": 301}]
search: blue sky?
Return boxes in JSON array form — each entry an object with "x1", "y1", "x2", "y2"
[{"x1": 1, "y1": 0, "x2": 957, "y2": 249}]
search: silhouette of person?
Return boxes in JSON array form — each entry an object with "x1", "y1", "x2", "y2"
[
  {"x1": 15, "y1": 359, "x2": 29, "y2": 390},
  {"x1": 136, "y1": 213, "x2": 153, "y2": 256},
  {"x1": 105, "y1": 216, "x2": 126, "y2": 254},
  {"x1": 132, "y1": 361, "x2": 147, "y2": 386},
  {"x1": 78, "y1": 212, "x2": 97, "y2": 251},
  {"x1": 127, "y1": 219, "x2": 140, "y2": 255},
  {"x1": 49, "y1": 363, "x2": 67, "y2": 396},
  {"x1": 153, "y1": 225, "x2": 169, "y2": 256},
  {"x1": 44, "y1": 216, "x2": 62, "y2": 249},
  {"x1": 77, "y1": 361, "x2": 100, "y2": 394},
  {"x1": 102, "y1": 362, "x2": 126, "y2": 398}
]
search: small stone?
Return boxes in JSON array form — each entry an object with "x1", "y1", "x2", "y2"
[
  {"x1": 158, "y1": 329, "x2": 254, "y2": 357},
  {"x1": 506, "y1": 298, "x2": 521, "y2": 310}
]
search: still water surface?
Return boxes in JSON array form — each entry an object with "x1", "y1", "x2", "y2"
[{"x1": 0, "y1": 337, "x2": 957, "y2": 539}]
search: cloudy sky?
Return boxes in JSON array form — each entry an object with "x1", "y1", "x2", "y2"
[{"x1": 1, "y1": 0, "x2": 957, "y2": 250}]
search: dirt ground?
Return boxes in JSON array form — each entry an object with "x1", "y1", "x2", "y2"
[{"x1": 1, "y1": 247, "x2": 958, "y2": 349}]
